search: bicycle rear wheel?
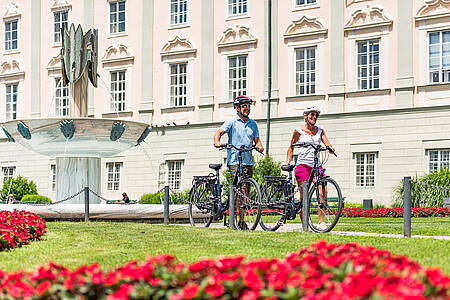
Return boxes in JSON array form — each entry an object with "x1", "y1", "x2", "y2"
[
  {"x1": 308, "y1": 177, "x2": 343, "y2": 233},
  {"x1": 188, "y1": 182, "x2": 214, "y2": 227},
  {"x1": 234, "y1": 178, "x2": 262, "y2": 230},
  {"x1": 259, "y1": 182, "x2": 286, "y2": 231}
]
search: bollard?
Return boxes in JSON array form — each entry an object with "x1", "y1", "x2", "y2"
[
  {"x1": 164, "y1": 186, "x2": 170, "y2": 225},
  {"x1": 403, "y1": 177, "x2": 411, "y2": 237},
  {"x1": 302, "y1": 182, "x2": 309, "y2": 232},
  {"x1": 228, "y1": 185, "x2": 236, "y2": 229},
  {"x1": 84, "y1": 186, "x2": 90, "y2": 222}
]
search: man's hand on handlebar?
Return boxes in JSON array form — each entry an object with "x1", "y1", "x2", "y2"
[{"x1": 214, "y1": 141, "x2": 222, "y2": 148}]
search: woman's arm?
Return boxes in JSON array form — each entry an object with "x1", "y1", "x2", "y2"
[
  {"x1": 286, "y1": 130, "x2": 300, "y2": 165},
  {"x1": 321, "y1": 129, "x2": 335, "y2": 152}
]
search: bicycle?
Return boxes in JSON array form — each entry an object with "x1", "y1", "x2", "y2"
[
  {"x1": 259, "y1": 143, "x2": 343, "y2": 233},
  {"x1": 188, "y1": 144, "x2": 263, "y2": 230}
]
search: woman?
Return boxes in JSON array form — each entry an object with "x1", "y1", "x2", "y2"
[
  {"x1": 285, "y1": 105, "x2": 335, "y2": 230},
  {"x1": 122, "y1": 192, "x2": 130, "y2": 203}
]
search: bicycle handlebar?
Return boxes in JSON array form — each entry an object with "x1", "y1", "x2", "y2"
[
  {"x1": 219, "y1": 143, "x2": 264, "y2": 155},
  {"x1": 292, "y1": 143, "x2": 337, "y2": 157}
]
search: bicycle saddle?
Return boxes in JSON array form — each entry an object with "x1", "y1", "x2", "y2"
[
  {"x1": 281, "y1": 165, "x2": 295, "y2": 172},
  {"x1": 209, "y1": 164, "x2": 222, "y2": 171}
]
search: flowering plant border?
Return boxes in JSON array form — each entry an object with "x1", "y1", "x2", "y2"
[{"x1": 0, "y1": 210, "x2": 46, "y2": 250}]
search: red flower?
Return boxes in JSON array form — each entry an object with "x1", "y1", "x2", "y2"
[{"x1": 181, "y1": 283, "x2": 200, "y2": 299}]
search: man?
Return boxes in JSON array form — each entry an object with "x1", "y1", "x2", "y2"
[{"x1": 213, "y1": 95, "x2": 264, "y2": 229}]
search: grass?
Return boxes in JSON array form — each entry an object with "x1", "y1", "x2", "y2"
[{"x1": 0, "y1": 220, "x2": 449, "y2": 275}]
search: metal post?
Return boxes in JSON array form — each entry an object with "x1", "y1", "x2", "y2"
[
  {"x1": 403, "y1": 177, "x2": 411, "y2": 237},
  {"x1": 302, "y1": 182, "x2": 309, "y2": 232},
  {"x1": 164, "y1": 185, "x2": 170, "y2": 225},
  {"x1": 265, "y1": 0, "x2": 272, "y2": 155},
  {"x1": 228, "y1": 185, "x2": 236, "y2": 229},
  {"x1": 84, "y1": 186, "x2": 90, "y2": 222}
]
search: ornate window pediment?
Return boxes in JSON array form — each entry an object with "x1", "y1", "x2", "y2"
[
  {"x1": 344, "y1": 6, "x2": 393, "y2": 32},
  {"x1": 101, "y1": 44, "x2": 134, "y2": 64},
  {"x1": 47, "y1": 54, "x2": 62, "y2": 72},
  {"x1": 0, "y1": 59, "x2": 24, "y2": 79},
  {"x1": 284, "y1": 16, "x2": 327, "y2": 39},
  {"x1": 51, "y1": 0, "x2": 71, "y2": 11},
  {"x1": 3, "y1": 0, "x2": 20, "y2": 19},
  {"x1": 161, "y1": 36, "x2": 196, "y2": 58},
  {"x1": 217, "y1": 25, "x2": 257, "y2": 48},
  {"x1": 415, "y1": 0, "x2": 450, "y2": 22}
]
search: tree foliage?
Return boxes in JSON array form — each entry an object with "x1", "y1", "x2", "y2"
[{"x1": 1, "y1": 176, "x2": 38, "y2": 201}]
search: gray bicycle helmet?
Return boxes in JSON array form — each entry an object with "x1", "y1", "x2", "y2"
[{"x1": 233, "y1": 95, "x2": 253, "y2": 106}]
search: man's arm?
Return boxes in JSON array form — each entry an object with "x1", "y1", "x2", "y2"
[
  {"x1": 253, "y1": 137, "x2": 264, "y2": 153},
  {"x1": 214, "y1": 129, "x2": 225, "y2": 148}
]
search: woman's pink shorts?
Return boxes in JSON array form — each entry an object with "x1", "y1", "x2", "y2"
[{"x1": 295, "y1": 164, "x2": 323, "y2": 182}]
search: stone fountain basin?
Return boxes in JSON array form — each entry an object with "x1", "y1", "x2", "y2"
[{"x1": 2, "y1": 118, "x2": 150, "y2": 158}]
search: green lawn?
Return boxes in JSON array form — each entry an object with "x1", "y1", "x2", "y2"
[{"x1": 0, "y1": 220, "x2": 449, "y2": 275}]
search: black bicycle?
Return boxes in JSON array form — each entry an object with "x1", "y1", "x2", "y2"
[
  {"x1": 188, "y1": 144, "x2": 263, "y2": 230},
  {"x1": 259, "y1": 143, "x2": 343, "y2": 233}
]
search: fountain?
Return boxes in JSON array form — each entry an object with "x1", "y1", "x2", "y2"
[{"x1": 1, "y1": 24, "x2": 150, "y2": 204}]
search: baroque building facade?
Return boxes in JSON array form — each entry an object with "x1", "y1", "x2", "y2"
[{"x1": 0, "y1": 0, "x2": 449, "y2": 205}]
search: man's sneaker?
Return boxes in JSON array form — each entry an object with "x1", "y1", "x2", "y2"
[
  {"x1": 238, "y1": 221, "x2": 249, "y2": 230},
  {"x1": 317, "y1": 222, "x2": 327, "y2": 231}
]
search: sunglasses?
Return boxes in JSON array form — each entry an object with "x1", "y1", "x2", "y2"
[
  {"x1": 309, "y1": 112, "x2": 319, "y2": 117},
  {"x1": 240, "y1": 104, "x2": 251, "y2": 108}
]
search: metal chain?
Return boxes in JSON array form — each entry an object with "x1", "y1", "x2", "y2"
[
  {"x1": 410, "y1": 179, "x2": 450, "y2": 191},
  {"x1": 135, "y1": 187, "x2": 166, "y2": 204},
  {"x1": 18, "y1": 188, "x2": 85, "y2": 206},
  {"x1": 88, "y1": 188, "x2": 113, "y2": 203}
]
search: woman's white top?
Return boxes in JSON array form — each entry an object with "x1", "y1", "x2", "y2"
[{"x1": 295, "y1": 126, "x2": 322, "y2": 167}]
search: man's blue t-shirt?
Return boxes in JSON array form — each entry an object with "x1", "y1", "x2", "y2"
[{"x1": 220, "y1": 114, "x2": 259, "y2": 166}]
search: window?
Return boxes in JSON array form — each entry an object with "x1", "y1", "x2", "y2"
[
  {"x1": 53, "y1": 10, "x2": 68, "y2": 43},
  {"x1": 357, "y1": 39, "x2": 380, "y2": 90},
  {"x1": 228, "y1": 0, "x2": 247, "y2": 17},
  {"x1": 4, "y1": 19, "x2": 18, "y2": 51},
  {"x1": 429, "y1": 31, "x2": 450, "y2": 84},
  {"x1": 51, "y1": 165, "x2": 56, "y2": 192},
  {"x1": 5, "y1": 83, "x2": 18, "y2": 121},
  {"x1": 2, "y1": 166, "x2": 15, "y2": 183},
  {"x1": 355, "y1": 153, "x2": 375, "y2": 187},
  {"x1": 167, "y1": 160, "x2": 183, "y2": 192},
  {"x1": 295, "y1": 47, "x2": 316, "y2": 95},
  {"x1": 295, "y1": 0, "x2": 316, "y2": 7},
  {"x1": 228, "y1": 55, "x2": 247, "y2": 100},
  {"x1": 169, "y1": 63, "x2": 187, "y2": 107},
  {"x1": 109, "y1": 0, "x2": 126, "y2": 34},
  {"x1": 170, "y1": 0, "x2": 187, "y2": 26},
  {"x1": 110, "y1": 70, "x2": 126, "y2": 112},
  {"x1": 55, "y1": 78, "x2": 69, "y2": 117},
  {"x1": 106, "y1": 162, "x2": 122, "y2": 191},
  {"x1": 429, "y1": 149, "x2": 450, "y2": 172}
]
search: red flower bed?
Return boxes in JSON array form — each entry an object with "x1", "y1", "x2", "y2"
[
  {"x1": 341, "y1": 207, "x2": 450, "y2": 218},
  {"x1": 0, "y1": 241, "x2": 448, "y2": 299},
  {"x1": 0, "y1": 210, "x2": 46, "y2": 250}
]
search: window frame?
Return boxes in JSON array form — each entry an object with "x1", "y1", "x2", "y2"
[
  {"x1": 2, "y1": 166, "x2": 15, "y2": 183},
  {"x1": 50, "y1": 164, "x2": 56, "y2": 192},
  {"x1": 169, "y1": 62, "x2": 188, "y2": 107},
  {"x1": 109, "y1": 69, "x2": 127, "y2": 113},
  {"x1": 428, "y1": 149, "x2": 450, "y2": 173},
  {"x1": 169, "y1": 0, "x2": 189, "y2": 27},
  {"x1": 294, "y1": 46, "x2": 316, "y2": 95},
  {"x1": 166, "y1": 160, "x2": 183, "y2": 192},
  {"x1": 428, "y1": 30, "x2": 450, "y2": 84},
  {"x1": 356, "y1": 39, "x2": 380, "y2": 91},
  {"x1": 53, "y1": 9, "x2": 69, "y2": 45},
  {"x1": 4, "y1": 18, "x2": 19, "y2": 52},
  {"x1": 227, "y1": 0, "x2": 248, "y2": 18},
  {"x1": 354, "y1": 152, "x2": 377, "y2": 188},
  {"x1": 5, "y1": 82, "x2": 18, "y2": 121},
  {"x1": 227, "y1": 54, "x2": 248, "y2": 101},
  {"x1": 109, "y1": 0, "x2": 127, "y2": 35},
  {"x1": 106, "y1": 162, "x2": 122, "y2": 191},
  {"x1": 293, "y1": 0, "x2": 318, "y2": 10},
  {"x1": 54, "y1": 77, "x2": 70, "y2": 117}
]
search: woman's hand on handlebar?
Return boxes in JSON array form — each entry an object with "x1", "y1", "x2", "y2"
[{"x1": 326, "y1": 146, "x2": 337, "y2": 157}]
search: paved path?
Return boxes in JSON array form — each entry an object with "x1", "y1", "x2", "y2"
[{"x1": 205, "y1": 223, "x2": 450, "y2": 240}]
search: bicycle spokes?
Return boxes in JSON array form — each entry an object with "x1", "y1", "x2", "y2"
[{"x1": 234, "y1": 178, "x2": 261, "y2": 230}]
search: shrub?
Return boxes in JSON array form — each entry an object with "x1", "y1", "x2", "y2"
[
  {"x1": 21, "y1": 194, "x2": 52, "y2": 203},
  {"x1": 344, "y1": 202, "x2": 363, "y2": 209},
  {"x1": 140, "y1": 189, "x2": 190, "y2": 204},
  {"x1": 0, "y1": 176, "x2": 38, "y2": 201},
  {"x1": 393, "y1": 168, "x2": 450, "y2": 208},
  {"x1": 222, "y1": 154, "x2": 282, "y2": 198}
]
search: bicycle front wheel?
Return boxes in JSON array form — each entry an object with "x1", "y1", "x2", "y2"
[
  {"x1": 233, "y1": 178, "x2": 262, "y2": 230},
  {"x1": 308, "y1": 177, "x2": 343, "y2": 233},
  {"x1": 188, "y1": 182, "x2": 214, "y2": 227},
  {"x1": 259, "y1": 182, "x2": 286, "y2": 231}
]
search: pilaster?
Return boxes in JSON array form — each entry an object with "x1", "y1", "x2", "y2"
[{"x1": 139, "y1": 0, "x2": 154, "y2": 123}]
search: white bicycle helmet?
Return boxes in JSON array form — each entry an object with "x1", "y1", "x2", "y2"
[{"x1": 303, "y1": 105, "x2": 321, "y2": 116}]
